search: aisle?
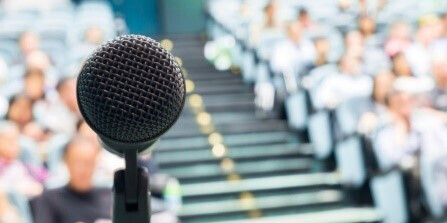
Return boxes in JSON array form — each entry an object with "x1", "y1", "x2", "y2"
[{"x1": 155, "y1": 35, "x2": 381, "y2": 223}]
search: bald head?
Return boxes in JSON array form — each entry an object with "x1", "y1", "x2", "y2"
[{"x1": 64, "y1": 136, "x2": 100, "y2": 193}]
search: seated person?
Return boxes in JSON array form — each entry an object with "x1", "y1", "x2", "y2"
[
  {"x1": 314, "y1": 37, "x2": 331, "y2": 66},
  {"x1": 314, "y1": 54, "x2": 372, "y2": 109},
  {"x1": 72, "y1": 26, "x2": 106, "y2": 62},
  {"x1": 14, "y1": 31, "x2": 40, "y2": 65},
  {"x1": 0, "y1": 121, "x2": 44, "y2": 197},
  {"x1": 25, "y1": 51, "x2": 58, "y2": 88},
  {"x1": 358, "y1": 71, "x2": 395, "y2": 133},
  {"x1": 6, "y1": 94, "x2": 34, "y2": 130},
  {"x1": 405, "y1": 20, "x2": 437, "y2": 77},
  {"x1": 358, "y1": 16, "x2": 380, "y2": 47},
  {"x1": 385, "y1": 21, "x2": 412, "y2": 57},
  {"x1": 34, "y1": 136, "x2": 113, "y2": 223},
  {"x1": 36, "y1": 136, "x2": 178, "y2": 223},
  {"x1": 374, "y1": 89, "x2": 418, "y2": 168},
  {"x1": 430, "y1": 54, "x2": 447, "y2": 111},
  {"x1": 34, "y1": 77, "x2": 80, "y2": 137},
  {"x1": 392, "y1": 52, "x2": 413, "y2": 77},
  {"x1": 249, "y1": 0, "x2": 285, "y2": 48},
  {"x1": 270, "y1": 21, "x2": 316, "y2": 75}
]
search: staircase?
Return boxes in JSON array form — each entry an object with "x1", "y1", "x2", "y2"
[{"x1": 154, "y1": 35, "x2": 381, "y2": 223}]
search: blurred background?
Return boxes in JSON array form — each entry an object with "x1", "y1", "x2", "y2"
[{"x1": 1, "y1": 0, "x2": 447, "y2": 222}]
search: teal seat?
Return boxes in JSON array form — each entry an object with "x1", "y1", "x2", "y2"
[
  {"x1": 308, "y1": 110, "x2": 333, "y2": 159},
  {"x1": 335, "y1": 136, "x2": 366, "y2": 187},
  {"x1": 241, "y1": 50, "x2": 256, "y2": 83},
  {"x1": 285, "y1": 91, "x2": 309, "y2": 131},
  {"x1": 335, "y1": 97, "x2": 370, "y2": 137},
  {"x1": 370, "y1": 170, "x2": 408, "y2": 223},
  {"x1": 370, "y1": 131, "x2": 409, "y2": 223},
  {"x1": 420, "y1": 149, "x2": 447, "y2": 219}
]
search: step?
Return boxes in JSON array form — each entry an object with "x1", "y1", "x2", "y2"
[
  {"x1": 160, "y1": 157, "x2": 313, "y2": 182},
  {"x1": 157, "y1": 131, "x2": 297, "y2": 151},
  {"x1": 155, "y1": 143, "x2": 312, "y2": 165},
  {"x1": 166, "y1": 118, "x2": 288, "y2": 139},
  {"x1": 180, "y1": 190, "x2": 344, "y2": 219},
  {"x1": 187, "y1": 72, "x2": 242, "y2": 81},
  {"x1": 181, "y1": 173, "x2": 340, "y2": 198},
  {"x1": 175, "y1": 112, "x2": 262, "y2": 126},
  {"x1": 163, "y1": 120, "x2": 288, "y2": 139},
  {"x1": 214, "y1": 207, "x2": 382, "y2": 223},
  {"x1": 200, "y1": 93, "x2": 255, "y2": 104},
  {"x1": 193, "y1": 84, "x2": 250, "y2": 95},
  {"x1": 192, "y1": 78, "x2": 244, "y2": 87}
]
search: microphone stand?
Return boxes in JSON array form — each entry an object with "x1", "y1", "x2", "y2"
[{"x1": 112, "y1": 149, "x2": 150, "y2": 223}]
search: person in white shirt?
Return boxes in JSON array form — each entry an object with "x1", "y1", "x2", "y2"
[
  {"x1": 270, "y1": 21, "x2": 316, "y2": 75},
  {"x1": 405, "y1": 20, "x2": 438, "y2": 77},
  {"x1": 314, "y1": 54, "x2": 372, "y2": 109}
]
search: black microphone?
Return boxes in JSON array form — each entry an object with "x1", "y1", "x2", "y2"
[{"x1": 76, "y1": 35, "x2": 185, "y2": 223}]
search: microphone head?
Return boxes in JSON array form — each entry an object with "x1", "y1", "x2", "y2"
[{"x1": 77, "y1": 35, "x2": 185, "y2": 155}]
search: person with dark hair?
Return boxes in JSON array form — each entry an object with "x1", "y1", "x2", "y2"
[
  {"x1": 23, "y1": 68, "x2": 46, "y2": 102},
  {"x1": 298, "y1": 8, "x2": 316, "y2": 30},
  {"x1": 392, "y1": 52, "x2": 413, "y2": 77},
  {"x1": 34, "y1": 136, "x2": 112, "y2": 223},
  {"x1": 249, "y1": 0, "x2": 285, "y2": 47},
  {"x1": 358, "y1": 15, "x2": 379, "y2": 47},
  {"x1": 7, "y1": 94, "x2": 34, "y2": 130}
]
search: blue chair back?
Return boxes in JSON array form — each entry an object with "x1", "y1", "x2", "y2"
[
  {"x1": 285, "y1": 91, "x2": 309, "y2": 131},
  {"x1": 370, "y1": 170, "x2": 408, "y2": 223},
  {"x1": 335, "y1": 136, "x2": 367, "y2": 187},
  {"x1": 308, "y1": 110, "x2": 333, "y2": 159}
]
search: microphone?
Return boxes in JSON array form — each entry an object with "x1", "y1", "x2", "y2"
[{"x1": 76, "y1": 35, "x2": 185, "y2": 223}]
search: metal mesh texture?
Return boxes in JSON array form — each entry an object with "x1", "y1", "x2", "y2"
[{"x1": 77, "y1": 35, "x2": 185, "y2": 143}]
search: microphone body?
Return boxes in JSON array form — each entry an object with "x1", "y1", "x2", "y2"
[{"x1": 76, "y1": 35, "x2": 185, "y2": 223}]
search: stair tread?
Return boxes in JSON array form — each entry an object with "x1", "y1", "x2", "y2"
[
  {"x1": 157, "y1": 131, "x2": 296, "y2": 151},
  {"x1": 181, "y1": 173, "x2": 340, "y2": 197},
  {"x1": 161, "y1": 157, "x2": 313, "y2": 178},
  {"x1": 155, "y1": 143, "x2": 312, "y2": 164},
  {"x1": 214, "y1": 207, "x2": 382, "y2": 223},
  {"x1": 180, "y1": 190, "x2": 343, "y2": 217}
]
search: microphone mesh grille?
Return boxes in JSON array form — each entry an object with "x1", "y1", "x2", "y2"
[{"x1": 77, "y1": 35, "x2": 185, "y2": 143}]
